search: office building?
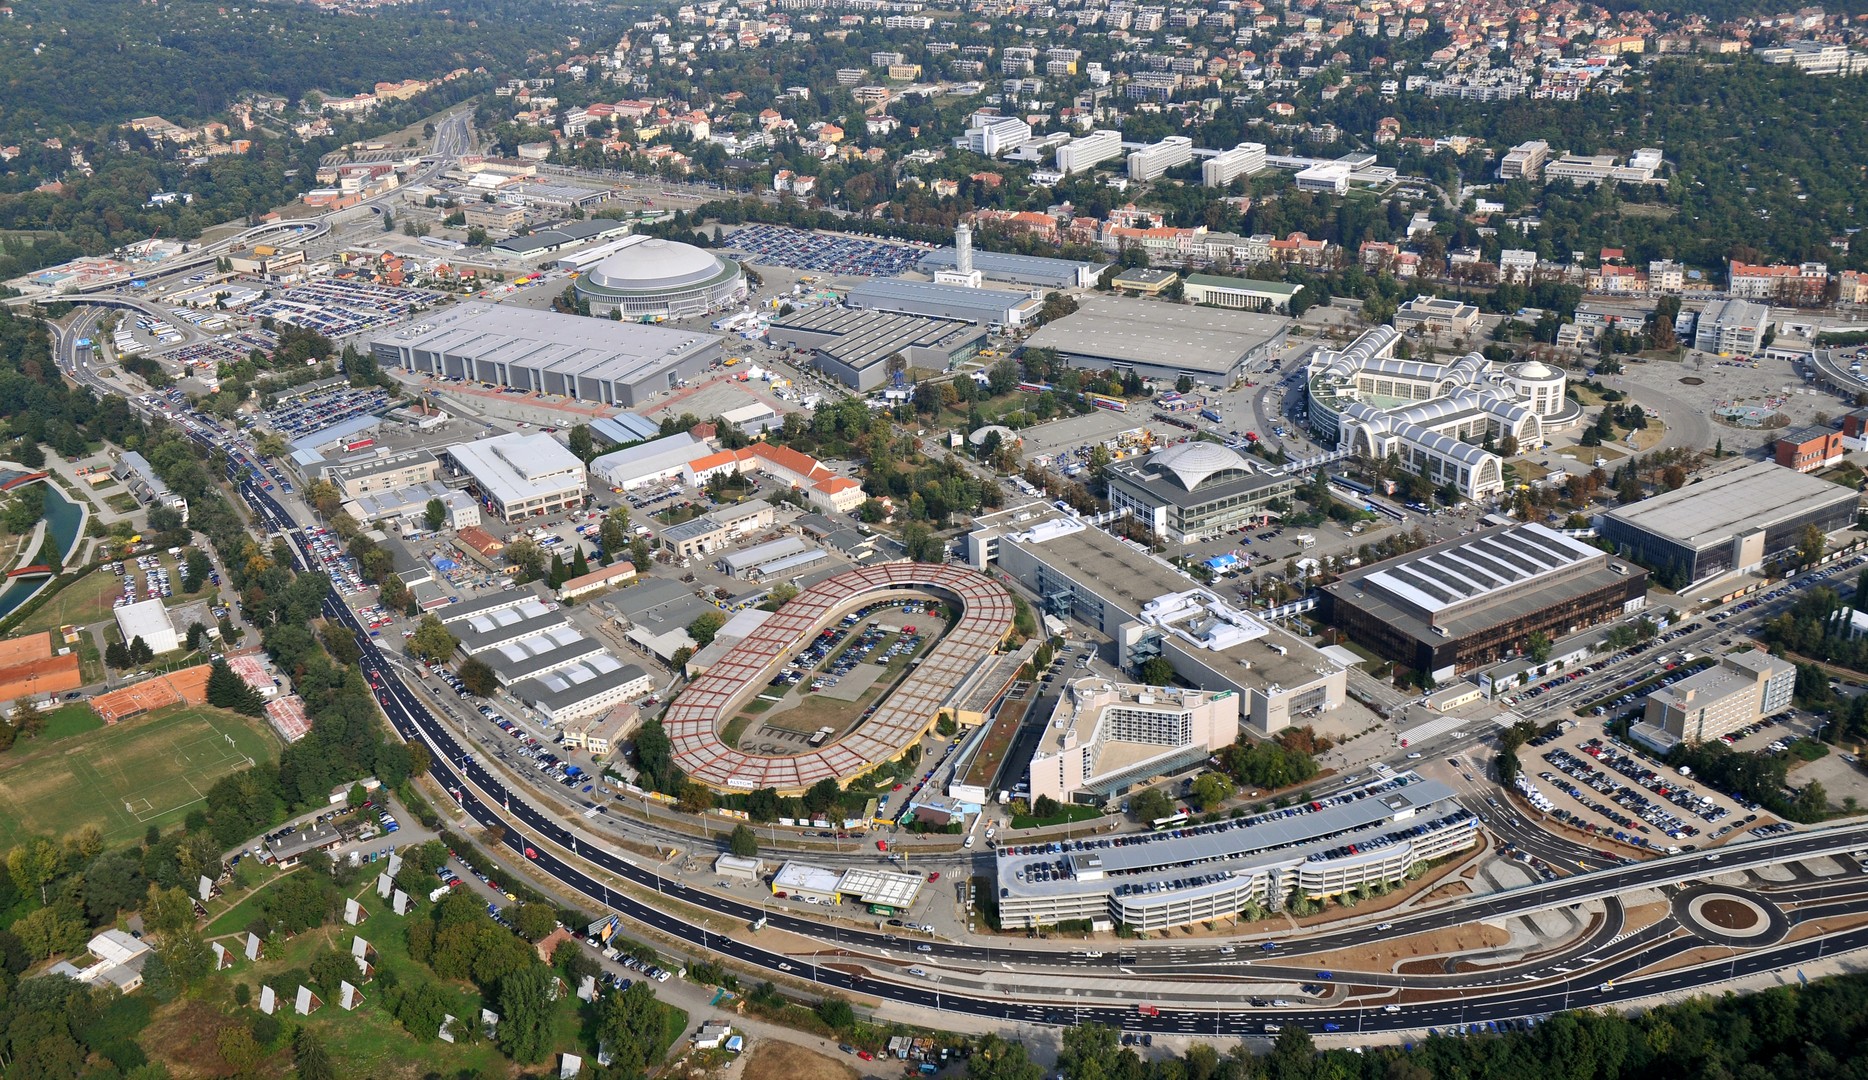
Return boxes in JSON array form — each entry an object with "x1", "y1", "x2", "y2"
[
  {"x1": 1597, "y1": 460, "x2": 1860, "y2": 584},
  {"x1": 1105, "y1": 442, "x2": 1298, "y2": 544},
  {"x1": 1022, "y1": 296, "x2": 1289, "y2": 384},
  {"x1": 1393, "y1": 295, "x2": 1480, "y2": 336},
  {"x1": 443, "y1": 432, "x2": 588, "y2": 522},
  {"x1": 1055, "y1": 130, "x2": 1123, "y2": 175},
  {"x1": 1634, "y1": 651, "x2": 1794, "y2": 752},
  {"x1": 1028, "y1": 680, "x2": 1241, "y2": 805},
  {"x1": 982, "y1": 510, "x2": 1345, "y2": 734},
  {"x1": 1126, "y1": 136, "x2": 1194, "y2": 181},
  {"x1": 111, "y1": 451, "x2": 188, "y2": 524},
  {"x1": 659, "y1": 499, "x2": 777, "y2": 559},
  {"x1": 1202, "y1": 142, "x2": 1267, "y2": 187},
  {"x1": 1775, "y1": 426, "x2": 1847, "y2": 473},
  {"x1": 953, "y1": 112, "x2": 1031, "y2": 156},
  {"x1": 1321, "y1": 522, "x2": 1649, "y2": 681},
  {"x1": 766, "y1": 306, "x2": 985, "y2": 390},
  {"x1": 1693, "y1": 298, "x2": 1770, "y2": 354},
  {"x1": 995, "y1": 772, "x2": 1476, "y2": 931},
  {"x1": 1499, "y1": 140, "x2": 1549, "y2": 180},
  {"x1": 324, "y1": 448, "x2": 440, "y2": 500},
  {"x1": 371, "y1": 301, "x2": 724, "y2": 408},
  {"x1": 556, "y1": 562, "x2": 638, "y2": 602}
]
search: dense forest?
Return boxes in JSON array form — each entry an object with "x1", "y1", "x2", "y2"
[{"x1": 0, "y1": 0, "x2": 597, "y2": 134}]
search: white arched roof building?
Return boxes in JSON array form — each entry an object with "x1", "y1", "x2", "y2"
[{"x1": 1306, "y1": 327, "x2": 1579, "y2": 501}]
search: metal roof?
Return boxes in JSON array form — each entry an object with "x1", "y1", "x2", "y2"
[{"x1": 1602, "y1": 460, "x2": 1858, "y2": 551}]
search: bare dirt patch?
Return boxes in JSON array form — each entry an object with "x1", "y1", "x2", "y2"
[
  {"x1": 142, "y1": 998, "x2": 258, "y2": 1078},
  {"x1": 742, "y1": 1040, "x2": 860, "y2": 1080},
  {"x1": 1700, "y1": 898, "x2": 1760, "y2": 931},
  {"x1": 1304, "y1": 920, "x2": 1513, "y2": 975},
  {"x1": 1422, "y1": 880, "x2": 1472, "y2": 903},
  {"x1": 1679, "y1": 377, "x2": 1705, "y2": 386}
]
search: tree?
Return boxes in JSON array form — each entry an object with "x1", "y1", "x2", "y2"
[
  {"x1": 408, "y1": 614, "x2": 460, "y2": 663},
  {"x1": 1525, "y1": 631, "x2": 1552, "y2": 663},
  {"x1": 424, "y1": 497, "x2": 447, "y2": 532},
  {"x1": 728, "y1": 823, "x2": 759, "y2": 858},
  {"x1": 599, "y1": 509, "x2": 630, "y2": 554},
  {"x1": 688, "y1": 609, "x2": 726, "y2": 647},
  {"x1": 814, "y1": 995, "x2": 856, "y2": 1031},
  {"x1": 8, "y1": 837, "x2": 62, "y2": 903},
  {"x1": 511, "y1": 902, "x2": 558, "y2": 942},
  {"x1": 1129, "y1": 786, "x2": 1174, "y2": 823},
  {"x1": 803, "y1": 777, "x2": 842, "y2": 816},
  {"x1": 105, "y1": 639, "x2": 130, "y2": 669},
  {"x1": 1139, "y1": 656, "x2": 1176, "y2": 686},
  {"x1": 206, "y1": 658, "x2": 264, "y2": 715},
  {"x1": 629, "y1": 537, "x2": 653, "y2": 572},
  {"x1": 1191, "y1": 771, "x2": 1234, "y2": 810},
  {"x1": 458, "y1": 657, "x2": 497, "y2": 696},
  {"x1": 594, "y1": 981, "x2": 664, "y2": 1072},
  {"x1": 504, "y1": 537, "x2": 547, "y2": 582},
  {"x1": 9, "y1": 697, "x2": 44, "y2": 740},
  {"x1": 495, "y1": 964, "x2": 556, "y2": 1063},
  {"x1": 217, "y1": 1026, "x2": 262, "y2": 1072},
  {"x1": 568, "y1": 423, "x2": 596, "y2": 463},
  {"x1": 129, "y1": 635, "x2": 155, "y2": 664},
  {"x1": 293, "y1": 1029, "x2": 336, "y2": 1080}
]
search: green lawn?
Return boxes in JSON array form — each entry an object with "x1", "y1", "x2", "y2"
[
  {"x1": 204, "y1": 866, "x2": 295, "y2": 937},
  {"x1": 105, "y1": 493, "x2": 138, "y2": 513},
  {"x1": 0, "y1": 704, "x2": 280, "y2": 849},
  {"x1": 9, "y1": 564, "x2": 125, "y2": 637},
  {"x1": 38, "y1": 702, "x2": 103, "y2": 742},
  {"x1": 1010, "y1": 804, "x2": 1106, "y2": 829}
]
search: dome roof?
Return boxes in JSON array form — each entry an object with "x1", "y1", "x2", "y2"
[
  {"x1": 1151, "y1": 441, "x2": 1253, "y2": 491},
  {"x1": 1515, "y1": 360, "x2": 1558, "y2": 380},
  {"x1": 585, "y1": 238, "x2": 730, "y2": 291}
]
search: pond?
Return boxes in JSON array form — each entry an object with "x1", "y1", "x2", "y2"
[{"x1": 0, "y1": 483, "x2": 87, "y2": 621}]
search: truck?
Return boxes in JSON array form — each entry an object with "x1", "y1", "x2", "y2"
[
  {"x1": 1200, "y1": 408, "x2": 1224, "y2": 423},
  {"x1": 564, "y1": 765, "x2": 582, "y2": 778},
  {"x1": 429, "y1": 884, "x2": 453, "y2": 903}
]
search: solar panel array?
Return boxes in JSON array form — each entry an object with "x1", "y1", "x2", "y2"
[
  {"x1": 1363, "y1": 523, "x2": 1598, "y2": 614},
  {"x1": 664, "y1": 564, "x2": 1015, "y2": 791}
]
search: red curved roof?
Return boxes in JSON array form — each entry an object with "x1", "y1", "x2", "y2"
[{"x1": 665, "y1": 563, "x2": 1016, "y2": 792}]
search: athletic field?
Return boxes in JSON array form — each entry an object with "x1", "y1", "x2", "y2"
[{"x1": 0, "y1": 704, "x2": 280, "y2": 849}]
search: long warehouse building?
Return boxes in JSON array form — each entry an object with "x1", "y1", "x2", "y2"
[
  {"x1": 1021, "y1": 296, "x2": 1289, "y2": 386},
  {"x1": 370, "y1": 301, "x2": 724, "y2": 408},
  {"x1": 1597, "y1": 460, "x2": 1860, "y2": 585}
]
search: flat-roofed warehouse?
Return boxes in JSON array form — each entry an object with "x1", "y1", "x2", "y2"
[
  {"x1": 1596, "y1": 460, "x2": 1861, "y2": 586},
  {"x1": 1320, "y1": 522, "x2": 1649, "y2": 681},
  {"x1": 767, "y1": 306, "x2": 987, "y2": 390},
  {"x1": 443, "y1": 431, "x2": 588, "y2": 522},
  {"x1": 916, "y1": 248, "x2": 1107, "y2": 289},
  {"x1": 370, "y1": 300, "x2": 723, "y2": 408},
  {"x1": 1022, "y1": 296, "x2": 1290, "y2": 385},
  {"x1": 979, "y1": 508, "x2": 1345, "y2": 734},
  {"x1": 844, "y1": 278, "x2": 1044, "y2": 329}
]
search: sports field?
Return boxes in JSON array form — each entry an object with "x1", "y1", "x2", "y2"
[{"x1": 0, "y1": 704, "x2": 280, "y2": 849}]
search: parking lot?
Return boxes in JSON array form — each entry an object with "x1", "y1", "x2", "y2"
[
  {"x1": 721, "y1": 224, "x2": 930, "y2": 277},
  {"x1": 244, "y1": 278, "x2": 441, "y2": 340},
  {"x1": 259, "y1": 384, "x2": 391, "y2": 438}
]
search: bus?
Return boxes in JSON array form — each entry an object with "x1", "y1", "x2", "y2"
[
  {"x1": 1151, "y1": 812, "x2": 1190, "y2": 832},
  {"x1": 1090, "y1": 394, "x2": 1128, "y2": 412},
  {"x1": 1015, "y1": 381, "x2": 1052, "y2": 394}
]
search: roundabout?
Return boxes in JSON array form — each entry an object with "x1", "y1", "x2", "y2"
[{"x1": 1672, "y1": 883, "x2": 1790, "y2": 946}]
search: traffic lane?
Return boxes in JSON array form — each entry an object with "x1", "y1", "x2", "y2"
[{"x1": 247, "y1": 482, "x2": 1868, "y2": 1024}]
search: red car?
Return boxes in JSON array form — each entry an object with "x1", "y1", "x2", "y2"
[
  {"x1": 927, "y1": 872, "x2": 940, "y2": 882},
  {"x1": 876, "y1": 840, "x2": 889, "y2": 851},
  {"x1": 858, "y1": 1051, "x2": 874, "y2": 1061},
  {"x1": 525, "y1": 847, "x2": 538, "y2": 859}
]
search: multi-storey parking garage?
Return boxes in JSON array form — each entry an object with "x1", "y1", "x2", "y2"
[
  {"x1": 664, "y1": 564, "x2": 1017, "y2": 793},
  {"x1": 996, "y1": 772, "x2": 1477, "y2": 931}
]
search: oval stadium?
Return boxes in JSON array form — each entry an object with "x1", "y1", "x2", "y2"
[
  {"x1": 572, "y1": 235, "x2": 747, "y2": 320},
  {"x1": 664, "y1": 564, "x2": 1017, "y2": 793}
]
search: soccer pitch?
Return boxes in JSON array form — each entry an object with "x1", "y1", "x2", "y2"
[{"x1": 0, "y1": 705, "x2": 280, "y2": 849}]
